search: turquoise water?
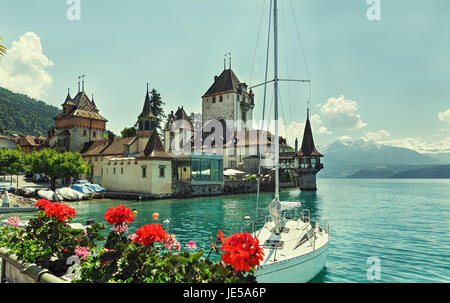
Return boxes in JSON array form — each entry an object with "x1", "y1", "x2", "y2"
[{"x1": 2, "y1": 178, "x2": 449, "y2": 283}]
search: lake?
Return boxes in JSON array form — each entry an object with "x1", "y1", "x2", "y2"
[{"x1": 2, "y1": 178, "x2": 449, "y2": 283}]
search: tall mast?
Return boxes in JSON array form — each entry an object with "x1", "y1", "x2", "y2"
[{"x1": 274, "y1": 0, "x2": 280, "y2": 200}]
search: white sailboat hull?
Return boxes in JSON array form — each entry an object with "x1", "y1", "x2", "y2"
[{"x1": 255, "y1": 241, "x2": 328, "y2": 283}]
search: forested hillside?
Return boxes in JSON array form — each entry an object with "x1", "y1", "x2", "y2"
[{"x1": 0, "y1": 87, "x2": 60, "y2": 136}]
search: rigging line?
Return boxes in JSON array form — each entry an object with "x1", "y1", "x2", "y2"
[
  {"x1": 249, "y1": 0, "x2": 268, "y2": 87},
  {"x1": 278, "y1": 86, "x2": 289, "y2": 144},
  {"x1": 289, "y1": 0, "x2": 311, "y2": 80},
  {"x1": 256, "y1": 0, "x2": 273, "y2": 225},
  {"x1": 281, "y1": 1, "x2": 294, "y2": 127}
]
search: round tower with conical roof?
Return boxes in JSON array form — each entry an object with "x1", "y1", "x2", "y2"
[{"x1": 296, "y1": 110, "x2": 324, "y2": 191}]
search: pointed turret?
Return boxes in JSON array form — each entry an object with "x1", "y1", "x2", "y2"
[
  {"x1": 296, "y1": 112, "x2": 324, "y2": 191},
  {"x1": 137, "y1": 83, "x2": 157, "y2": 134},
  {"x1": 297, "y1": 117, "x2": 323, "y2": 157}
]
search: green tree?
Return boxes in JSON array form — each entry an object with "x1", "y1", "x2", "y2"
[
  {"x1": 149, "y1": 89, "x2": 165, "y2": 134},
  {"x1": 120, "y1": 126, "x2": 137, "y2": 138},
  {"x1": 0, "y1": 148, "x2": 24, "y2": 186},
  {"x1": 26, "y1": 149, "x2": 89, "y2": 191},
  {"x1": 0, "y1": 35, "x2": 6, "y2": 57}
]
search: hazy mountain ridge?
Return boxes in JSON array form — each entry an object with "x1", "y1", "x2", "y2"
[{"x1": 318, "y1": 139, "x2": 449, "y2": 178}]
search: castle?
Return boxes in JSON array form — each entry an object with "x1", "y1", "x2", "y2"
[{"x1": 47, "y1": 61, "x2": 323, "y2": 193}]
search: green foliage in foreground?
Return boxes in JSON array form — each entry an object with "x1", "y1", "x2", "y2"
[
  {"x1": 0, "y1": 211, "x2": 105, "y2": 276},
  {"x1": 72, "y1": 226, "x2": 254, "y2": 283},
  {"x1": 0, "y1": 210, "x2": 256, "y2": 283}
]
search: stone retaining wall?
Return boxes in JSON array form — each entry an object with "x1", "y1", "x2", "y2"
[
  {"x1": 172, "y1": 182, "x2": 223, "y2": 198},
  {"x1": 223, "y1": 180, "x2": 258, "y2": 194},
  {"x1": 0, "y1": 247, "x2": 68, "y2": 283}
]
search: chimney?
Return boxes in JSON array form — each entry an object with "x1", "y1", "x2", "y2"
[{"x1": 108, "y1": 132, "x2": 114, "y2": 144}]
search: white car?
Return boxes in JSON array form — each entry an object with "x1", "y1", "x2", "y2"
[{"x1": 74, "y1": 180, "x2": 90, "y2": 185}]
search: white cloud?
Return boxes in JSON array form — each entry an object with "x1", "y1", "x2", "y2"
[
  {"x1": 0, "y1": 32, "x2": 54, "y2": 99},
  {"x1": 361, "y1": 130, "x2": 390, "y2": 142},
  {"x1": 337, "y1": 135, "x2": 352, "y2": 142},
  {"x1": 438, "y1": 108, "x2": 450, "y2": 124},
  {"x1": 310, "y1": 114, "x2": 332, "y2": 135},
  {"x1": 380, "y1": 137, "x2": 450, "y2": 154},
  {"x1": 320, "y1": 95, "x2": 367, "y2": 130},
  {"x1": 265, "y1": 115, "x2": 330, "y2": 147}
]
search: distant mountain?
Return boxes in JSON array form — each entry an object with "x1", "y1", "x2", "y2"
[
  {"x1": 0, "y1": 87, "x2": 60, "y2": 136},
  {"x1": 390, "y1": 165, "x2": 450, "y2": 178},
  {"x1": 319, "y1": 139, "x2": 444, "y2": 178},
  {"x1": 347, "y1": 164, "x2": 435, "y2": 178},
  {"x1": 425, "y1": 153, "x2": 450, "y2": 163}
]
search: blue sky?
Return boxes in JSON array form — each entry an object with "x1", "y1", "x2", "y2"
[{"x1": 1, "y1": 0, "x2": 449, "y2": 153}]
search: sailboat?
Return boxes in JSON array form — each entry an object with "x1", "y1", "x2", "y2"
[{"x1": 250, "y1": 0, "x2": 330, "y2": 283}]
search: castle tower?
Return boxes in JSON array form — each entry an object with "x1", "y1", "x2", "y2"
[
  {"x1": 137, "y1": 83, "x2": 157, "y2": 136},
  {"x1": 163, "y1": 106, "x2": 194, "y2": 153},
  {"x1": 201, "y1": 63, "x2": 254, "y2": 132},
  {"x1": 296, "y1": 111, "x2": 324, "y2": 191},
  {"x1": 52, "y1": 77, "x2": 107, "y2": 153}
]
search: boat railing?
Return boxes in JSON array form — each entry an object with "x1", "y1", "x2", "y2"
[{"x1": 301, "y1": 209, "x2": 311, "y2": 223}]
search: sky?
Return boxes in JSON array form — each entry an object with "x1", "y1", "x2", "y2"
[{"x1": 0, "y1": 0, "x2": 449, "y2": 154}]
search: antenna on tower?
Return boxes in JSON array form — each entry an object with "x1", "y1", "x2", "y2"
[
  {"x1": 78, "y1": 76, "x2": 81, "y2": 92},
  {"x1": 224, "y1": 53, "x2": 227, "y2": 70},
  {"x1": 228, "y1": 52, "x2": 231, "y2": 69},
  {"x1": 81, "y1": 75, "x2": 86, "y2": 91}
]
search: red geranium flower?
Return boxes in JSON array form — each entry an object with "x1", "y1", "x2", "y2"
[
  {"x1": 133, "y1": 224, "x2": 167, "y2": 246},
  {"x1": 219, "y1": 230, "x2": 264, "y2": 272},
  {"x1": 104, "y1": 205, "x2": 134, "y2": 225},
  {"x1": 35, "y1": 199, "x2": 53, "y2": 210},
  {"x1": 36, "y1": 200, "x2": 76, "y2": 222}
]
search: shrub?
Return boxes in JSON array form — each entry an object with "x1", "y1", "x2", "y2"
[{"x1": 0, "y1": 203, "x2": 264, "y2": 283}]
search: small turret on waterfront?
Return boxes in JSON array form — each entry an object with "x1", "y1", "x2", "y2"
[{"x1": 296, "y1": 111, "x2": 323, "y2": 191}]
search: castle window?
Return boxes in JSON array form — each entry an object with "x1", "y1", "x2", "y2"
[
  {"x1": 113, "y1": 168, "x2": 116, "y2": 174},
  {"x1": 159, "y1": 165, "x2": 166, "y2": 178},
  {"x1": 83, "y1": 130, "x2": 87, "y2": 136},
  {"x1": 121, "y1": 167, "x2": 124, "y2": 174},
  {"x1": 219, "y1": 95, "x2": 223, "y2": 102},
  {"x1": 93, "y1": 131, "x2": 97, "y2": 138},
  {"x1": 212, "y1": 96, "x2": 216, "y2": 103},
  {"x1": 145, "y1": 120, "x2": 150, "y2": 131},
  {"x1": 139, "y1": 121, "x2": 143, "y2": 131},
  {"x1": 142, "y1": 166, "x2": 147, "y2": 178}
]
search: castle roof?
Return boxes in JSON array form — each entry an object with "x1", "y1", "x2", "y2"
[
  {"x1": 297, "y1": 117, "x2": 323, "y2": 157},
  {"x1": 81, "y1": 136, "x2": 137, "y2": 157},
  {"x1": 137, "y1": 131, "x2": 174, "y2": 160},
  {"x1": 62, "y1": 91, "x2": 74, "y2": 106},
  {"x1": 55, "y1": 91, "x2": 107, "y2": 122},
  {"x1": 164, "y1": 107, "x2": 193, "y2": 131},
  {"x1": 138, "y1": 88, "x2": 155, "y2": 120},
  {"x1": 202, "y1": 68, "x2": 241, "y2": 97}
]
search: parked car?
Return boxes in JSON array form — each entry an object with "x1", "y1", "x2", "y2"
[
  {"x1": 74, "y1": 180, "x2": 90, "y2": 185},
  {"x1": 33, "y1": 174, "x2": 48, "y2": 183}
]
